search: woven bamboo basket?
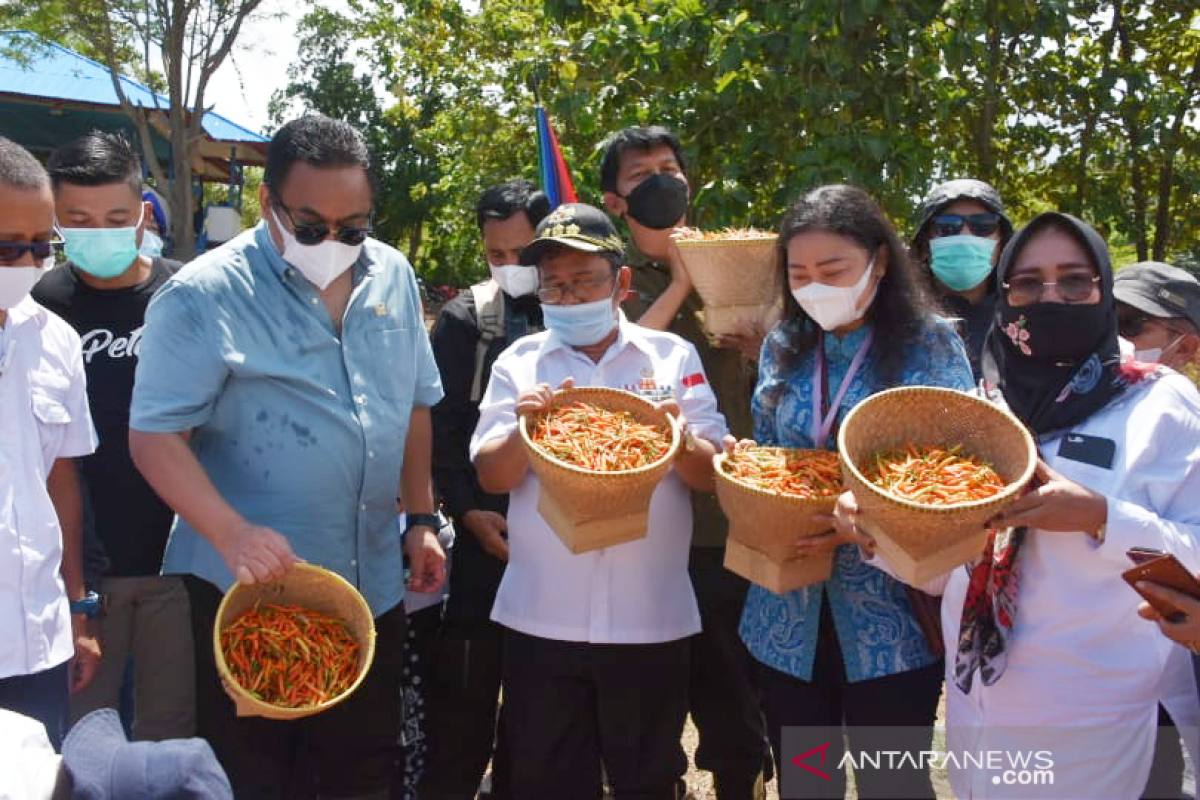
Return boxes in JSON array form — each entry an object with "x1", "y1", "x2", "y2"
[
  {"x1": 675, "y1": 237, "x2": 778, "y2": 336},
  {"x1": 837, "y1": 386, "x2": 1037, "y2": 585},
  {"x1": 214, "y1": 564, "x2": 377, "y2": 720},
  {"x1": 519, "y1": 387, "x2": 681, "y2": 554},
  {"x1": 713, "y1": 448, "x2": 838, "y2": 593}
]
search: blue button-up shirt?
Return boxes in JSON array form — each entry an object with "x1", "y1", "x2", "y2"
[
  {"x1": 130, "y1": 223, "x2": 443, "y2": 616},
  {"x1": 739, "y1": 317, "x2": 973, "y2": 682}
]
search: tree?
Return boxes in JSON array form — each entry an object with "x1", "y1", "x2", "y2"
[{"x1": 65, "y1": 0, "x2": 271, "y2": 259}]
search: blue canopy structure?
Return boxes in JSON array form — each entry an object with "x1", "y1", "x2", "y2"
[{"x1": 0, "y1": 30, "x2": 267, "y2": 182}]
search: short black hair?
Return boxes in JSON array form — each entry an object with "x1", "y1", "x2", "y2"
[
  {"x1": 0, "y1": 136, "x2": 50, "y2": 191},
  {"x1": 47, "y1": 130, "x2": 142, "y2": 194},
  {"x1": 265, "y1": 115, "x2": 375, "y2": 197},
  {"x1": 475, "y1": 180, "x2": 551, "y2": 231},
  {"x1": 599, "y1": 126, "x2": 688, "y2": 193}
]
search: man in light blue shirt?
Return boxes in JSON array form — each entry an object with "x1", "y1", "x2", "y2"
[{"x1": 129, "y1": 115, "x2": 444, "y2": 799}]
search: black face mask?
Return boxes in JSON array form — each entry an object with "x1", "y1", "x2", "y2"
[
  {"x1": 996, "y1": 302, "x2": 1109, "y2": 364},
  {"x1": 621, "y1": 173, "x2": 688, "y2": 230}
]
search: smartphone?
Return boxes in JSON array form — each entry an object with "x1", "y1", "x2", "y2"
[{"x1": 1122, "y1": 548, "x2": 1200, "y2": 623}]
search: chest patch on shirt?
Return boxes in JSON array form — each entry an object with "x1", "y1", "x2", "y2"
[
  {"x1": 1057, "y1": 433, "x2": 1116, "y2": 470},
  {"x1": 624, "y1": 367, "x2": 674, "y2": 403},
  {"x1": 682, "y1": 372, "x2": 706, "y2": 388}
]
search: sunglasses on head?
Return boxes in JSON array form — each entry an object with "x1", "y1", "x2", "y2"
[
  {"x1": 0, "y1": 239, "x2": 63, "y2": 264},
  {"x1": 932, "y1": 213, "x2": 1001, "y2": 238},
  {"x1": 274, "y1": 199, "x2": 373, "y2": 247}
]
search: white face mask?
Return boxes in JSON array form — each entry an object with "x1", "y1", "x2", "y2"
[
  {"x1": 0, "y1": 255, "x2": 52, "y2": 310},
  {"x1": 791, "y1": 256, "x2": 879, "y2": 331},
  {"x1": 271, "y1": 207, "x2": 362, "y2": 290},
  {"x1": 1135, "y1": 334, "x2": 1184, "y2": 366},
  {"x1": 490, "y1": 263, "x2": 539, "y2": 298}
]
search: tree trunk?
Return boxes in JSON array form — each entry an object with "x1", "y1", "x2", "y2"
[
  {"x1": 974, "y1": 0, "x2": 1003, "y2": 182},
  {"x1": 1073, "y1": 0, "x2": 1122, "y2": 215},
  {"x1": 1116, "y1": 13, "x2": 1149, "y2": 261},
  {"x1": 1151, "y1": 47, "x2": 1200, "y2": 261}
]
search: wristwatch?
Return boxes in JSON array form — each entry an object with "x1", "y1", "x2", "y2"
[
  {"x1": 404, "y1": 512, "x2": 441, "y2": 539},
  {"x1": 69, "y1": 590, "x2": 102, "y2": 619}
]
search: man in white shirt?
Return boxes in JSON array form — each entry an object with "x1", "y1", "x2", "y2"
[
  {"x1": 471, "y1": 203, "x2": 727, "y2": 799},
  {"x1": 0, "y1": 137, "x2": 100, "y2": 750}
]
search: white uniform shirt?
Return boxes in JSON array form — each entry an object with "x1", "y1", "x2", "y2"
[
  {"x1": 470, "y1": 316, "x2": 727, "y2": 644},
  {"x1": 0, "y1": 297, "x2": 97, "y2": 679},
  {"x1": 877, "y1": 373, "x2": 1200, "y2": 799}
]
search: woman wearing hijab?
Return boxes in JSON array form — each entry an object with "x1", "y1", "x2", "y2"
[
  {"x1": 738, "y1": 185, "x2": 974, "y2": 799},
  {"x1": 836, "y1": 212, "x2": 1200, "y2": 798},
  {"x1": 910, "y1": 179, "x2": 1013, "y2": 379}
]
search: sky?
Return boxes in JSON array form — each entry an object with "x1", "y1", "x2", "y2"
[{"x1": 204, "y1": 0, "x2": 301, "y2": 136}]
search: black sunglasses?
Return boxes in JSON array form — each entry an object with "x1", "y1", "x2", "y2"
[
  {"x1": 932, "y1": 213, "x2": 1001, "y2": 238},
  {"x1": 0, "y1": 239, "x2": 63, "y2": 264},
  {"x1": 1117, "y1": 307, "x2": 1187, "y2": 339},
  {"x1": 274, "y1": 199, "x2": 373, "y2": 247}
]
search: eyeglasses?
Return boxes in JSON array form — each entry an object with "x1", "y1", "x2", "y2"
[
  {"x1": 537, "y1": 273, "x2": 615, "y2": 304},
  {"x1": 1117, "y1": 307, "x2": 1188, "y2": 339},
  {"x1": 932, "y1": 213, "x2": 1002, "y2": 238},
  {"x1": 0, "y1": 239, "x2": 63, "y2": 264},
  {"x1": 274, "y1": 199, "x2": 373, "y2": 247},
  {"x1": 1002, "y1": 274, "x2": 1100, "y2": 305}
]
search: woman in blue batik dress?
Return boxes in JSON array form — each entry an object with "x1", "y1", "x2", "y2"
[{"x1": 737, "y1": 185, "x2": 972, "y2": 800}]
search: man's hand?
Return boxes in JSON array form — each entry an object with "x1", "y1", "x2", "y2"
[
  {"x1": 663, "y1": 234, "x2": 693, "y2": 295},
  {"x1": 986, "y1": 459, "x2": 1107, "y2": 538},
  {"x1": 463, "y1": 509, "x2": 509, "y2": 561},
  {"x1": 1137, "y1": 581, "x2": 1200, "y2": 654},
  {"x1": 217, "y1": 521, "x2": 301, "y2": 585},
  {"x1": 517, "y1": 377, "x2": 575, "y2": 417},
  {"x1": 70, "y1": 615, "x2": 101, "y2": 694},
  {"x1": 405, "y1": 527, "x2": 447, "y2": 593}
]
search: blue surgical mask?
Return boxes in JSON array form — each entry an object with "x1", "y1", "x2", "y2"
[
  {"x1": 929, "y1": 235, "x2": 996, "y2": 292},
  {"x1": 542, "y1": 295, "x2": 618, "y2": 347},
  {"x1": 61, "y1": 207, "x2": 145, "y2": 279},
  {"x1": 139, "y1": 230, "x2": 164, "y2": 258}
]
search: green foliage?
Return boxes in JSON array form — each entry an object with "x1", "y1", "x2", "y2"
[{"x1": 275, "y1": 0, "x2": 1200, "y2": 285}]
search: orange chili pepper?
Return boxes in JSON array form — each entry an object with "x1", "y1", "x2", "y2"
[
  {"x1": 220, "y1": 601, "x2": 359, "y2": 708},
  {"x1": 529, "y1": 401, "x2": 672, "y2": 471},
  {"x1": 866, "y1": 443, "x2": 1005, "y2": 505},
  {"x1": 720, "y1": 446, "x2": 842, "y2": 499}
]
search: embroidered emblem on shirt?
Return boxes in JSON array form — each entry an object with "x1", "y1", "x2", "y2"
[{"x1": 682, "y1": 372, "x2": 706, "y2": 388}]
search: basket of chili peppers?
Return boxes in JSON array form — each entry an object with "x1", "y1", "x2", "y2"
[
  {"x1": 519, "y1": 387, "x2": 681, "y2": 554},
  {"x1": 214, "y1": 564, "x2": 377, "y2": 720},
  {"x1": 673, "y1": 228, "x2": 780, "y2": 336},
  {"x1": 714, "y1": 446, "x2": 843, "y2": 592},
  {"x1": 837, "y1": 386, "x2": 1037, "y2": 585}
]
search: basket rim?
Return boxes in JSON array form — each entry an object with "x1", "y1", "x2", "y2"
[
  {"x1": 213, "y1": 563, "x2": 376, "y2": 714},
  {"x1": 713, "y1": 448, "x2": 841, "y2": 506},
  {"x1": 675, "y1": 236, "x2": 777, "y2": 246},
  {"x1": 836, "y1": 385, "x2": 1037, "y2": 514},
  {"x1": 519, "y1": 387, "x2": 681, "y2": 478}
]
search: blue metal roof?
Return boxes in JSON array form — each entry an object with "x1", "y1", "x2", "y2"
[{"x1": 0, "y1": 30, "x2": 267, "y2": 144}]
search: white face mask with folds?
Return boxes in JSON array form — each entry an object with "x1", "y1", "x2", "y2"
[
  {"x1": 791, "y1": 256, "x2": 879, "y2": 331},
  {"x1": 0, "y1": 254, "x2": 53, "y2": 310},
  {"x1": 490, "y1": 263, "x2": 539, "y2": 298},
  {"x1": 272, "y1": 206, "x2": 363, "y2": 290}
]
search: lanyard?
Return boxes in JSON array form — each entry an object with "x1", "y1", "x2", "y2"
[{"x1": 811, "y1": 328, "x2": 873, "y2": 448}]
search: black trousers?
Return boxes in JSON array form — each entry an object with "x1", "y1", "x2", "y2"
[
  {"x1": 757, "y1": 603, "x2": 941, "y2": 800},
  {"x1": 185, "y1": 575, "x2": 408, "y2": 799},
  {"x1": 1142, "y1": 703, "x2": 1185, "y2": 800},
  {"x1": 418, "y1": 619, "x2": 511, "y2": 799},
  {"x1": 687, "y1": 547, "x2": 771, "y2": 796},
  {"x1": 501, "y1": 628, "x2": 689, "y2": 800},
  {"x1": 0, "y1": 661, "x2": 69, "y2": 750}
]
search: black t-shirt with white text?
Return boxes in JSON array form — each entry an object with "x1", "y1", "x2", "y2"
[{"x1": 33, "y1": 259, "x2": 180, "y2": 576}]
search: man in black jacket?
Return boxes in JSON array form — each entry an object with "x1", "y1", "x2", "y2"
[{"x1": 422, "y1": 180, "x2": 548, "y2": 799}]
